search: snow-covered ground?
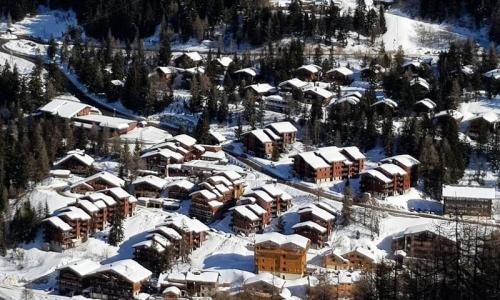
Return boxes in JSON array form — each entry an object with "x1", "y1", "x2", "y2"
[
  {"x1": 0, "y1": 51, "x2": 36, "y2": 75},
  {"x1": 3, "y1": 39, "x2": 47, "y2": 56},
  {"x1": 0, "y1": 7, "x2": 79, "y2": 41}
]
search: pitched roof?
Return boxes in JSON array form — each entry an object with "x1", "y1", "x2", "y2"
[
  {"x1": 95, "y1": 259, "x2": 152, "y2": 283},
  {"x1": 298, "y1": 204, "x2": 335, "y2": 221},
  {"x1": 76, "y1": 199, "x2": 100, "y2": 214},
  {"x1": 247, "y1": 83, "x2": 276, "y2": 94},
  {"x1": 442, "y1": 185, "x2": 496, "y2": 200},
  {"x1": 39, "y1": 96, "x2": 96, "y2": 119},
  {"x1": 190, "y1": 189, "x2": 217, "y2": 200},
  {"x1": 380, "y1": 154, "x2": 420, "y2": 168},
  {"x1": 361, "y1": 169, "x2": 392, "y2": 183},
  {"x1": 216, "y1": 56, "x2": 233, "y2": 67},
  {"x1": 244, "y1": 272, "x2": 285, "y2": 289},
  {"x1": 141, "y1": 148, "x2": 184, "y2": 162},
  {"x1": 327, "y1": 66, "x2": 353, "y2": 76},
  {"x1": 186, "y1": 271, "x2": 220, "y2": 283},
  {"x1": 53, "y1": 149, "x2": 94, "y2": 167},
  {"x1": 58, "y1": 259, "x2": 101, "y2": 276},
  {"x1": 341, "y1": 146, "x2": 366, "y2": 160},
  {"x1": 234, "y1": 205, "x2": 259, "y2": 221},
  {"x1": 415, "y1": 98, "x2": 437, "y2": 110},
  {"x1": 297, "y1": 152, "x2": 330, "y2": 169},
  {"x1": 304, "y1": 87, "x2": 334, "y2": 99},
  {"x1": 267, "y1": 121, "x2": 298, "y2": 134},
  {"x1": 377, "y1": 163, "x2": 407, "y2": 176},
  {"x1": 56, "y1": 206, "x2": 91, "y2": 221},
  {"x1": 44, "y1": 216, "x2": 72, "y2": 231},
  {"x1": 292, "y1": 221, "x2": 327, "y2": 233},
  {"x1": 250, "y1": 190, "x2": 274, "y2": 203},
  {"x1": 209, "y1": 131, "x2": 227, "y2": 143},
  {"x1": 297, "y1": 64, "x2": 322, "y2": 74},
  {"x1": 172, "y1": 134, "x2": 197, "y2": 148},
  {"x1": 73, "y1": 114, "x2": 135, "y2": 130},
  {"x1": 255, "y1": 232, "x2": 310, "y2": 250},
  {"x1": 249, "y1": 129, "x2": 272, "y2": 144},
  {"x1": 316, "y1": 146, "x2": 348, "y2": 163},
  {"x1": 132, "y1": 175, "x2": 167, "y2": 190},
  {"x1": 234, "y1": 67, "x2": 259, "y2": 77},
  {"x1": 279, "y1": 78, "x2": 310, "y2": 89},
  {"x1": 167, "y1": 179, "x2": 195, "y2": 191},
  {"x1": 371, "y1": 98, "x2": 398, "y2": 109}
]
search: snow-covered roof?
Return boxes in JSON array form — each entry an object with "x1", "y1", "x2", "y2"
[
  {"x1": 167, "y1": 179, "x2": 195, "y2": 191},
  {"x1": 84, "y1": 171, "x2": 125, "y2": 187},
  {"x1": 172, "y1": 134, "x2": 197, "y2": 148},
  {"x1": 208, "y1": 175, "x2": 233, "y2": 187},
  {"x1": 335, "y1": 96, "x2": 360, "y2": 105},
  {"x1": 415, "y1": 98, "x2": 437, "y2": 110},
  {"x1": 341, "y1": 146, "x2": 366, "y2": 160},
  {"x1": 234, "y1": 205, "x2": 259, "y2": 221},
  {"x1": 244, "y1": 272, "x2": 285, "y2": 289},
  {"x1": 132, "y1": 175, "x2": 167, "y2": 190},
  {"x1": 141, "y1": 148, "x2": 184, "y2": 162},
  {"x1": 434, "y1": 109, "x2": 463, "y2": 121},
  {"x1": 442, "y1": 185, "x2": 496, "y2": 200},
  {"x1": 39, "y1": 96, "x2": 96, "y2": 119},
  {"x1": 153, "y1": 226, "x2": 182, "y2": 240},
  {"x1": 327, "y1": 66, "x2": 353, "y2": 76},
  {"x1": 255, "y1": 232, "x2": 310, "y2": 250},
  {"x1": 249, "y1": 129, "x2": 272, "y2": 144},
  {"x1": 378, "y1": 163, "x2": 407, "y2": 176},
  {"x1": 163, "y1": 286, "x2": 181, "y2": 295},
  {"x1": 316, "y1": 146, "x2": 348, "y2": 163},
  {"x1": 53, "y1": 149, "x2": 94, "y2": 167},
  {"x1": 345, "y1": 247, "x2": 377, "y2": 262},
  {"x1": 208, "y1": 200, "x2": 223, "y2": 208},
  {"x1": 73, "y1": 114, "x2": 135, "y2": 130},
  {"x1": 410, "y1": 77, "x2": 430, "y2": 90},
  {"x1": 95, "y1": 259, "x2": 152, "y2": 283},
  {"x1": 298, "y1": 204, "x2": 335, "y2": 222},
  {"x1": 156, "y1": 66, "x2": 175, "y2": 74},
  {"x1": 177, "y1": 52, "x2": 203, "y2": 62},
  {"x1": 361, "y1": 169, "x2": 392, "y2": 183},
  {"x1": 267, "y1": 121, "x2": 297, "y2": 134},
  {"x1": 292, "y1": 221, "x2": 327, "y2": 233},
  {"x1": 59, "y1": 259, "x2": 101, "y2": 276},
  {"x1": 209, "y1": 131, "x2": 226, "y2": 143},
  {"x1": 247, "y1": 83, "x2": 276, "y2": 94},
  {"x1": 103, "y1": 187, "x2": 132, "y2": 200},
  {"x1": 218, "y1": 170, "x2": 243, "y2": 182},
  {"x1": 304, "y1": 86, "x2": 334, "y2": 99},
  {"x1": 216, "y1": 56, "x2": 233, "y2": 67},
  {"x1": 57, "y1": 206, "x2": 91, "y2": 221},
  {"x1": 93, "y1": 200, "x2": 107, "y2": 209},
  {"x1": 380, "y1": 154, "x2": 420, "y2": 168},
  {"x1": 403, "y1": 60, "x2": 422, "y2": 69},
  {"x1": 297, "y1": 151, "x2": 330, "y2": 169},
  {"x1": 186, "y1": 271, "x2": 220, "y2": 283},
  {"x1": 250, "y1": 190, "x2": 274, "y2": 203},
  {"x1": 316, "y1": 201, "x2": 339, "y2": 215},
  {"x1": 234, "y1": 67, "x2": 259, "y2": 77},
  {"x1": 371, "y1": 98, "x2": 398, "y2": 109},
  {"x1": 461, "y1": 65, "x2": 475, "y2": 75},
  {"x1": 201, "y1": 151, "x2": 226, "y2": 160},
  {"x1": 246, "y1": 203, "x2": 267, "y2": 216},
  {"x1": 483, "y1": 69, "x2": 500, "y2": 80},
  {"x1": 184, "y1": 66, "x2": 205, "y2": 74},
  {"x1": 393, "y1": 223, "x2": 455, "y2": 241},
  {"x1": 279, "y1": 78, "x2": 310, "y2": 89},
  {"x1": 469, "y1": 112, "x2": 500, "y2": 124},
  {"x1": 297, "y1": 64, "x2": 322, "y2": 74},
  {"x1": 82, "y1": 192, "x2": 116, "y2": 206},
  {"x1": 259, "y1": 184, "x2": 284, "y2": 197},
  {"x1": 190, "y1": 189, "x2": 217, "y2": 200},
  {"x1": 44, "y1": 216, "x2": 72, "y2": 231},
  {"x1": 76, "y1": 199, "x2": 100, "y2": 214}
]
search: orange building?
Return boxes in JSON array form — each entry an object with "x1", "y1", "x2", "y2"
[{"x1": 255, "y1": 232, "x2": 310, "y2": 280}]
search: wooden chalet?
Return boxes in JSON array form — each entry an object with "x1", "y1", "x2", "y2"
[
  {"x1": 132, "y1": 175, "x2": 167, "y2": 198},
  {"x1": 53, "y1": 149, "x2": 94, "y2": 175},
  {"x1": 296, "y1": 64, "x2": 322, "y2": 81},
  {"x1": 57, "y1": 259, "x2": 100, "y2": 296},
  {"x1": 166, "y1": 179, "x2": 195, "y2": 199},
  {"x1": 173, "y1": 52, "x2": 203, "y2": 69},
  {"x1": 69, "y1": 171, "x2": 125, "y2": 194},
  {"x1": 392, "y1": 224, "x2": 457, "y2": 259},
  {"x1": 326, "y1": 66, "x2": 354, "y2": 85}
]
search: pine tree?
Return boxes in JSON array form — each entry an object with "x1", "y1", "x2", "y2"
[
  {"x1": 193, "y1": 111, "x2": 210, "y2": 144},
  {"x1": 108, "y1": 211, "x2": 124, "y2": 246},
  {"x1": 158, "y1": 27, "x2": 172, "y2": 66},
  {"x1": 47, "y1": 37, "x2": 58, "y2": 61}
]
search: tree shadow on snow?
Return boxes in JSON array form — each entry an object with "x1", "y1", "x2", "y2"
[
  {"x1": 203, "y1": 253, "x2": 254, "y2": 272},
  {"x1": 101, "y1": 231, "x2": 149, "y2": 264}
]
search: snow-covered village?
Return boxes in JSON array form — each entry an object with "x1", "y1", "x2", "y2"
[{"x1": 0, "y1": 0, "x2": 499, "y2": 299}]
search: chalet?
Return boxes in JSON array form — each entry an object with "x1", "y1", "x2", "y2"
[
  {"x1": 141, "y1": 148, "x2": 184, "y2": 173},
  {"x1": 155, "y1": 66, "x2": 176, "y2": 82},
  {"x1": 258, "y1": 184, "x2": 293, "y2": 215},
  {"x1": 218, "y1": 170, "x2": 247, "y2": 199},
  {"x1": 173, "y1": 52, "x2": 203, "y2": 68},
  {"x1": 215, "y1": 56, "x2": 233, "y2": 71},
  {"x1": 468, "y1": 112, "x2": 500, "y2": 138},
  {"x1": 340, "y1": 146, "x2": 366, "y2": 175},
  {"x1": 39, "y1": 95, "x2": 99, "y2": 120},
  {"x1": 163, "y1": 286, "x2": 182, "y2": 299},
  {"x1": 166, "y1": 179, "x2": 195, "y2": 199},
  {"x1": 442, "y1": 185, "x2": 496, "y2": 217},
  {"x1": 371, "y1": 98, "x2": 398, "y2": 113},
  {"x1": 71, "y1": 200, "x2": 101, "y2": 234},
  {"x1": 80, "y1": 192, "x2": 117, "y2": 224},
  {"x1": 264, "y1": 95, "x2": 288, "y2": 113},
  {"x1": 482, "y1": 68, "x2": 500, "y2": 81},
  {"x1": 243, "y1": 129, "x2": 274, "y2": 159},
  {"x1": 133, "y1": 232, "x2": 172, "y2": 265},
  {"x1": 414, "y1": 98, "x2": 437, "y2": 113},
  {"x1": 161, "y1": 213, "x2": 209, "y2": 249},
  {"x1": 360, "y1": 64, "x2": 385, "y2": 81},
  {"x1": 380, "y1": 154, "x2": 420, "y2": 186},
  {"x1": 296, "y1": 64, "x2": 322, "y2": 81},
  {"x1": 303, "y1": 86, "x2": 334, "y2": 105},
  {"x1": 208, "y1": 131, "x2": 226, "y2": 145},
  {"x1": 315, "y1": 147, "x2": 350, "y2": 180},
  {"x1": 200, "y1": 150, "x2": 226, "y2": 162},
  {"x1": 403, "y1": 60, "x2": 423, "y2": 73},
  {"x1": 323, "y1": 250, "x2": 351, "y2": 270},
  {"x1": 392, "y1": 223, "x2": 457, "y2": 259},
  {"x1": 292, "y1": 221, "x2": 328, "y2": 248},
  {"x1": 132, "y1": 175, "x2": 167, "y2": 198},
  {"x1": 410, "y1": 77, "x2": 431, "y2": 95},
  {"x1": 86, "y1": 259, "x2": 152, "y2": 300},
  {"x1": 54, "y1": 206, "x2": 92, "y2": 247},
  {"x1": 249, "y1": 189, "x2": 276, "y2": 218},
  {"x1": 278, "y1": 78, "x2": 311, "y2": 95},
  {"x1": 72, "y1": 114, "x2": 138, "y2": 135},
  {"x1": 341, "y1": 248, "x2": 377, "y2": 270},
  {"x1": 171, "y1": 134, "x2": 197, "y2": 151},
  {"x1": 159, "y1": 271, "x2": 220, "y2": 298},
  {"x1": 57, "y1": 259, "x2": 101, "y2": 296},
  {"x1": 148, "y1": 226, "x2": 183, "y2": 256},
  {"x1": 360, "y1": 169, "x2": 393, "y2": 197},
  {"x1": 377, "y1": 163, "x2": 411, "y2": 195},
  {"x1": 295, "y1": 204, "x2": 335, "y2": 247},
  {"x1": 190, "y1": 189, "x2": 223, "y2": 223},
  {"x1": 246, "y1": 83, "x2": 277, "y2": 98},
  {"x1": 255, "y1": 232, "x2": 310, "y2": 279},
  {"x1": 232, "y1": 205, "x2": 263, "y2": 234},
  {"x1": 234, "y1": 67, "x2": 259, "y2": 83},
  {"x1": 293, "y1": 151, "x2": 332, "y2": 183},
  {"x1": 332, "y1": 94, "x2": 361, "y2": 107},
  {"x1": 42, "y1": 216, "x2": 73, "y2": 251},
  {"x1": 243, "y1": 273, "x2": 291, "y2": 300},
  {"x1": 265, "y1": 121, "x2": 298, "y2": 151},
  {"x1": 326, "y1": 66, "x2": 354, "y2": 85},
  {"x1": 53, "y1": 149, "x2": 94, "y2": 175},
  {"x1": 101, "y1": 187, "x2": 137, "y2": 217},
  {"x1": 70, "y1": 171, "x2": 125, "y2": 194}
]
